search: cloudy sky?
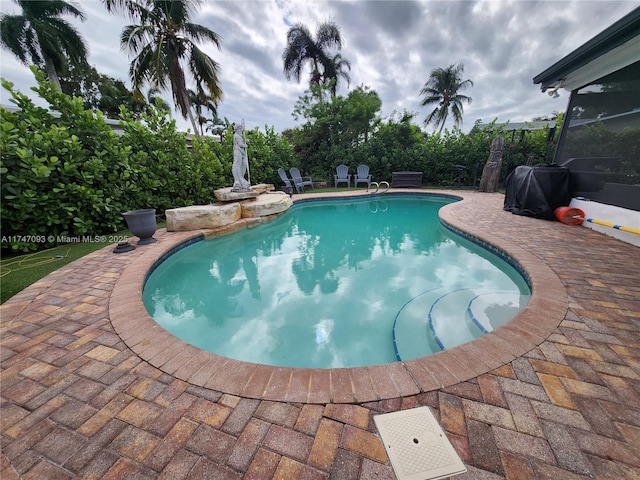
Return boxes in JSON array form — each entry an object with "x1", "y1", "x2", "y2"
[{"x1": 0, "y1": 0, "x2": 637, "y2": 134}]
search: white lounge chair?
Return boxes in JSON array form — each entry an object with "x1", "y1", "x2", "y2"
[
  {"x1": 354, "y1": 164, "x2": 372, "y2": 188},
  {"x1": 278, "y1": 168, "x2": 297, "y2": 193},
  {"x1": 289, "y1": 167, "x2": 314, "y2": 192},
  {"x1": 334, "y1": 164, "x2": 351, "y2": 188}
]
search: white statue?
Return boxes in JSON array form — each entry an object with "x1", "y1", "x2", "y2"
[{"x1": 231, "y1": 121, "x2": 251, "y2": 192}]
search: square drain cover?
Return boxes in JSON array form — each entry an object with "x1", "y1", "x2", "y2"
[{"x1": 374, "y1": 406, "x2": 467, "y2": 480}]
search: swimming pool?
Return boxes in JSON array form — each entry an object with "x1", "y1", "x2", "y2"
[{"x1": 143, "y1": 194, "x2": 531, "y2": 368}]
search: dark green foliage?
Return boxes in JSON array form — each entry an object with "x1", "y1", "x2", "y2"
[
  {"x1": 59, "y1": 63, "x2": 148, "y2": 119},
  {"x1": 245, "y1": 125, "x2": 297, "y2": 186},
  {"x1": 214, "y1": 123, "x2": 297, "y2": 188},
  {"x1": 1, "y1": 72, "x2": 131, "y2": 251},
  {"x1": 1, "y1": 67, "x2": 564, "y2": 254},
  {"x1": 292, "y1": 84, "x2": 381, "y2": 178},
  {"x1": 117, "y1": 105, "x2": 227, "y2": 213}
]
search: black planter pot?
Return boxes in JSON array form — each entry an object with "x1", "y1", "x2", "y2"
[{"x1": 122, "y1": 209, "x2": 157, "y2": 245}]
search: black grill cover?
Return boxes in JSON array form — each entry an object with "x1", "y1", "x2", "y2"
[{"x1": 503, "y1": 165, "x2": 571, "y2": 220}]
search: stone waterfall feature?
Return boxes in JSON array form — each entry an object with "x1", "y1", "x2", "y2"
[{"x1": 165, "y1": 184, "x2": 292, "y2": 232}]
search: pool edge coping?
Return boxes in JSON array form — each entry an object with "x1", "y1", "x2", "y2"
[{"x1": 109, "y1": 189, "x2": 568, "y2": 404}]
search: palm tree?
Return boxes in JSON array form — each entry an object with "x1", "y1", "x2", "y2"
[
  {"x1": 282, "y1": 21, "x2": 343, "y2": 89},
  {"x1": 419, "y1": 63, "x2": 473, "y2": 134},
  {"x1": 322, "y1": 53, "x2": 351, "y2": 97},
  {"x1": 0, "y1": 0, "x2": 88, "y2": 91},
  {"x1": 206, "y1": 114, "x2": 230, "y2": 140},
  {"x1": 188, "y1": 88, "x2": 217, "y2": 136},
  {"x1": 146, "y1": 87, "x2": 171, "y2": 115},
  {"x1": 103, "y1": 0, "x2": 222, "y2": 136}
]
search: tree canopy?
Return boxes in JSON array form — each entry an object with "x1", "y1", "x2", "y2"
[
  {"x1": 59, "y1": 63, "x2": 150, "y2": 118},
  {"x1": 282, "y1": 21, "x2": 346, "y2": 94},
  {"x1": 292, "y1": 83, "x2": 381, "y2": 174},
  {"x1": 0, "y1": 0, "x2": 89, "y2": 91}
]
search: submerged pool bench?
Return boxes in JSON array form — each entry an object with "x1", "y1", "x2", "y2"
[{"x1": 392, "y1": 171, "x2": 423, "y2": 188}]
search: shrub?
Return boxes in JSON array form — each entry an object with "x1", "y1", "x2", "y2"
[
  {"x1": 1, "y1": 72, "x2": 132, "y2": 251},
  {"x1": 117, "y1": 105, "x2": 227, "y2": 212}
]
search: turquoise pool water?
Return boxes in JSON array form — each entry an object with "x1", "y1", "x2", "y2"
[{"x1": 143, "y1": 195, "x2": 531, "y2": 368}]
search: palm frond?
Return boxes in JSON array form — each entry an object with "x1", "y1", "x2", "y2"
[
  {"x1": 41, "y1": 17, "x2": 88, "y2": 64},
  {"x1": 121, "y1": 24, "x2": 155, "y2": 54},
  {"x1": 188, "y1": 44, "x2": 222, "y2": 102},
  {"x1": 315, "y1": 21, "x2": 342, "y2": 50},
  {"x1": 42, "y1": 0, "x2": 86, "y2": 20},
  {"x1": 103, "y1": 0, "x2": 150, "y2": 20},
  {"x1": 0, "y1": 15, "x2": 30, "y2": 63},
  {"x1": 1, "y1": 0, "x2": 88, "y2": 87},
  {"x1": 282, "y1": 23, "x2": 314, "y2": 82},
  {"x1": 112, "y1": 0, "x2": 222, "y2": 132},
  {"x1": 18, "y1": 0, "x2": 85, "y2": 21},
  {"x1": 282, "y1": 21, "x2": 344, "y2": 89},
  {"x1": 182, "y1": 22, "x2": 221, "y2": 49},
  {"x1": 23, "y1": 27, "x2": 43, "y2": 66}
]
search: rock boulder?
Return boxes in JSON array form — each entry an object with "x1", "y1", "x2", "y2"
[
  {"x1": 165, "y1": 204, "x2": 241, "y2": 231},
  {"x1": 241, "y1": 192, "x2": 293, "y2": 218}
]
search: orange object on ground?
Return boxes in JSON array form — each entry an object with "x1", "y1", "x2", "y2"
[{"x1": 554, "y1": 207, "x2": 585, "y2": 225}]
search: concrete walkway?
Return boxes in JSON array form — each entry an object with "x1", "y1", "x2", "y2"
[{"x1": 1, "y1": 191, "x2": 639, "y2": 479}]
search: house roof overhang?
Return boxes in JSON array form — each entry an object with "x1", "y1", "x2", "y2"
[{"x1": 533, "y1": 7, "x2": 640, "y2": 92}]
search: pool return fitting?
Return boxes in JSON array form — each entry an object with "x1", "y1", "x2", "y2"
[{"x1": 367, "y1": 181, "x2": 390, "y2": 194}]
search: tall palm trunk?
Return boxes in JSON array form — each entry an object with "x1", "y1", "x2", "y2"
[
  {"x1": 44, "y1": 56, "x2": 62, "y2": 91},
  {"x1": 183, "y1": 91, "x2": 201, "y2": 137}
]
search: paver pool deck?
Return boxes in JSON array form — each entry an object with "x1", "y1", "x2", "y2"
[{"x1": 1, "y1": 190, "x2": 639, "y2": 480}]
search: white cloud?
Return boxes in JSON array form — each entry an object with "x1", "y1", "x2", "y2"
[{"x1": 1, "y1": 0, "x2": 637, "y2": 133}]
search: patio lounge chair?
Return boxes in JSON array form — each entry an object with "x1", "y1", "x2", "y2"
[
  {"x1": 354, "y1": 164, "x2": 372, "y2": 188},
  {"x1": 290, "y1": 167, "x2": 314, "y2": 192},
  {"x1": 278, "y1": 168, "x2": 297, "y2": 193},
  {"x1": 334, "y1": 164, "x2": 351, "y2": 188}
]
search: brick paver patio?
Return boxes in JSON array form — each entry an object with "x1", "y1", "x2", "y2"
[{"x1": 1, "y1": 190, "x2": 639, "y2": 479}]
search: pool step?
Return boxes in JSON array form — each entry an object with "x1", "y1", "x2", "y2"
[
  {"x1": 394, "y1": 288, "x2": 528, "y2": 361},
  {"x1": 428, "y1": 288, "x2": 486, "y2": 351},
  {"x1": 467, "y1": 292, "x2": 528, "y2": 333},
  {"x1": 393, "y1": 287, "x2": 448, "y2": 361}
]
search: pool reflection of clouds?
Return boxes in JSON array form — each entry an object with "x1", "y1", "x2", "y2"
[
  {"x1": 208, "y1": 263, "x2": 220, "y2": 281},
  {"x1": 315, "y1": 319, "x2": 334, "y2": 347},
  {"x1": 149, "y1": 292, "x2": 196, "y2": 326},
  {"x1": 227, "y1": 316, "x2": 280, "y2": 361},
  {"x1": 434, "y1": 241, "x2": 519, "y2": 292}
]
